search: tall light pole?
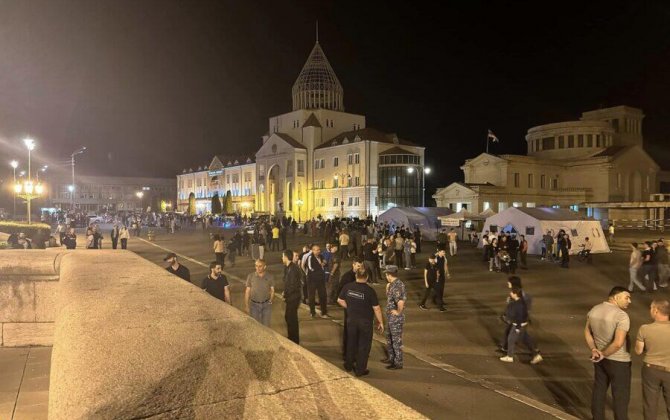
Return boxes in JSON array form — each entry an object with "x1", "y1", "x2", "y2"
[
  {"x1": 71, "y1": 147, "x2": 86, "y2": 211},
  {"x1": 10, "y1": 160, "x2": 18, "y2": 217},
  {"x1": 407, "y1": 166, "x2": 431, "y2": 207},
  {"x1": 296, "y1": 198, "x2": 303, "y2": 222},
  {"x1": 136, "y1": 191, "x2": 144, "y2": 212},
  {"x1": 334, "y1": 173, "x2": 351, "y2": 218},
  {"x1": 23, "y1": 138, "x2": 35, "y2": 222}
]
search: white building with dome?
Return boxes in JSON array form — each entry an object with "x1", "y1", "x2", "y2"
[
  {"x1": 433, "y1": 105, "x2": 660, "y2": 219},
  {"x1": 177, "y1": 39, "x2": 425, "y2": 219}
]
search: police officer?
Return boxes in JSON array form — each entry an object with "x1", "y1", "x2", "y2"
[
  {"x1": 338, "y1": 270, "x2": 384, "y2": 377},
  {"x1": 382, "y1": 265, "x2": 406, "y2": 370}
]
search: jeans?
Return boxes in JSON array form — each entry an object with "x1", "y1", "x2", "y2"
[
  {"x1": 505, "y1": 326, "x2": 537, "y2": 357},
  {"x1": 642, "y1": 364, "x2": 670, "y2": 420},
  {"x1": 592, "y1": 359, "x2": 631, "y2": 420},
  {"x1": 250, "y1": 300, "x2": 272, "y2": 327},
  {"x1": 363, "y1": 260, "x2": 380, "y2": 282}
]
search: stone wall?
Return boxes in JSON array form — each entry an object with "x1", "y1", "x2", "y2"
[
  {"x1": 48, "y1": 250, "x2": 423, "y2": 419},
  {"x1": 0, "y1": 251, "x2": 60, "y2": 347}
]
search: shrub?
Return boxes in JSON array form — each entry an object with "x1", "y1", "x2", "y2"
[{"x1": 0, "y1": 221, "x2": 51, "y2": 239}]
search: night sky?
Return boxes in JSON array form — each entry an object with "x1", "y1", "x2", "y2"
[{"x1": 1, "y1": 0, "x2": 669, "y2": 203}]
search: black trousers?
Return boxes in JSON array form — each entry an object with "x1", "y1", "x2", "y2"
[
  {"x1": 592, "y1": 359, "x2": 631, "y2": 420},
  {"x1": 120, "y1": 238, "x2": 127, "y2": 249},
  {"x1": 307, "y1": 278, "x2": 327, "y2": 316},
  {"x1": 345, "y1": 318, "x2": 373, "y2": 374},
  {"x1": 420, "y1": 282, "x2": 443, "y2": 308},
  {"x1": 215, "y1": 252, "x2": 225, "y2": 267},
  {"x1": 284, "y1": 299, "x2": 300, "y2": 344},
  {"x1": 112, "y1": 238, "x2": 118, "y2": 249}
]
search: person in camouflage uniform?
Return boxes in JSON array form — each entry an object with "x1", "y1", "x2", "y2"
[{"x1": 382, "y1": 265, "x2": 406, "y2": 370}]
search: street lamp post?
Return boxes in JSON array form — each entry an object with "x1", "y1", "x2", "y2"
[
  {"x1": 15, "y1": 180, "x2": 43, "y2": 224},
  {"x1": 10, "y1": 160, "x2": 18, "y2": 217},
  {"x1": 334, "y1": 173, "x2": 351, "y2": 218},
  {"x1": 407, "y1": 166, "x2": 431, "y2": 207},
  {"x1": 70, "y1": 147, "x2": 87, "y2": 211},
  {"x1": 23, "y1": 138, "x2": 35, "y2": 222},
  {"x1": 136, "y1": 191, "x2": 144, "y2": 212},
  {"x1": 296, "y1": 198, "x2": 303, "y2": 222}
]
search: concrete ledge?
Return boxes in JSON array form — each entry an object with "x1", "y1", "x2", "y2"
[
  {"x1": 2, "y1": 322, "x2": 54, "y2": 347},
  {"x1": 0, "y1": 251, "x2": 61, "y2": 347},
  {"x1": 49, "y1": 251, "x2": 423, "y2": 419}
]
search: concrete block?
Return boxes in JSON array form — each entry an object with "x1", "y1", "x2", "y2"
[
  {"x1": 0, "y1": 279, "x2": 35, "y2": 322},
  {"x1": 35, "y1": 281, "x2": 58, "y2": 322},
  {"x1": 3, "y1": 323, "x2": 53, "y2": 347},
  {"x1": 0, "y1": 251, "x2": 59, "y2": 276}
]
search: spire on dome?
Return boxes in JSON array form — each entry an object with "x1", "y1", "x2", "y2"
[{"x1": 291, "y1": 40, "x2": 344, "y2": 112}]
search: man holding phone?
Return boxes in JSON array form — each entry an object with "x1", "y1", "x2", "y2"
[{"x1": 584, "y1": 286, "x2": 632, "y2": 420}]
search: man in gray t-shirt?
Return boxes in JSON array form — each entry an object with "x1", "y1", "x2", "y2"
[
  {"x1": 245, "y1": 259, "x2": 275, "y2": 327},
  {"x1": 585, "y1": 286, "x2": 632, "y2": 420}
]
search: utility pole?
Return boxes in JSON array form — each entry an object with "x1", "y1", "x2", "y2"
[{"x1": 71, "y1": 147, "x2": 87, "y2": 211}]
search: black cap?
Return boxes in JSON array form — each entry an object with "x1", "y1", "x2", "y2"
[{"x1": 163, "y1": 252, "x2": 177, "y2": 261}]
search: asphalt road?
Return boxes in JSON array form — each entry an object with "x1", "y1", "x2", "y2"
[{"x1": 125, "y1": 225, "x2": 668, "y2": 420}]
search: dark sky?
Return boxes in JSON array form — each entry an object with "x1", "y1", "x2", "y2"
[{"x1": 1, "y1": 0, "x2": 669, "y2": 200}]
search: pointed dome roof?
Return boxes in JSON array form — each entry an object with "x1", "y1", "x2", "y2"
[{"x1": 292, "y1": 42, "x2": 344, "y2": 112}]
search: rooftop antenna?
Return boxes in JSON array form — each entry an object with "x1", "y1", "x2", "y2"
[{"x1": 316, "y1": 20, "x2": 319, "y2": 43}]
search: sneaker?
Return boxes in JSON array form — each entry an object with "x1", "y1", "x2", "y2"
[
  {"x1": 320, "y1": 314, "x2": 331, "y2": 319},
  {"x1": 489, "y1": 268, "x2": 493, "y2": 272},
  {"x1": 355, "y1": 369, "x2": 370, "y2": 377},
  {"x1": 499, "y1": 356, "x2": 514, "y2": 363},
  {"x1": 530, "y1": 354, "x2": 544, "y2": 365},
  {"x1": 439, "y1": 307, "x2": 446, "y2": 312},
  {"x1": 419, "y1": 304, "x2": 428, "y2": 310},
  {"x1": 386, "y1": 364, "x2": 402, "y2": 370},
  {"x1": 404, "y1": 267, "x2": 411, "y2": 270},
  {"x1": 310, "y1": 313, "x2": 316, "y2": 318}
]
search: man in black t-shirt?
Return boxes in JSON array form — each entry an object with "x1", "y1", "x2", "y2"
[
  {"x1": 419, "y1": 255, "x2": 444, "y2": 311},
  {"x1": 201, "y1": 262, "x2": 230, "y2": 303},
  {"x1": 338, "y1": 270, "x2": 384, "y2": 377},
  {"x1": 641, "y1": 241, "x2": 658, "y2": 291},
  {"x1": 164, "y1": 252, "x2": 191, "y2": 282}
]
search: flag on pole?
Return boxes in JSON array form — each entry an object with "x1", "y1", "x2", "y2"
[{"x1": 487, "y1": 129, "x2": 499, "y2": 143}]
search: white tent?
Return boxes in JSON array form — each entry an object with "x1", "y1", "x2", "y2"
[
  {"x1": 481, "y1": 207, "x2": 610, "y2": 255},
  {"x1": 479, "y1": 208, "x2": 497, "y2": 218},
  {"x1": 439, "y1": 209, "x2": 484, "y2": 240},
  {"x1": 377, "y1": 207, "x2": 453, "y2": 241}
]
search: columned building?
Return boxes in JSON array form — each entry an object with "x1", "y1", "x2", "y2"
[
  {"x1": 433, "y1": 106, "x2": 660, "y2": 218},
  {"x1": 176, "y1": 38, "x2": 425, "y2": 219},
  {"x1": 253, "y1": 40, "x2": 425, "y2": 219}
]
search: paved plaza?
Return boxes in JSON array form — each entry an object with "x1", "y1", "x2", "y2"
[
  {"x1": 1, "y1": 226, "x2": 667, "y2": 419},
  {"x1": 126, "y1": 226, "x2": 668, "y2": 420}
]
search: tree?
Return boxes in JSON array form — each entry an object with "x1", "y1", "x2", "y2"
[
  {"x1": 224, "y1": 190, "x2": 233, "y2": 214},
  {"x1": 188, "y1": 193, "x2": 196, "y2": 216},
  {"x1": 211, "y1": 193, "x2": 222, "y2": 215}
]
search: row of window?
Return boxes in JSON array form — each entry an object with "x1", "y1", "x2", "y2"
[
  {"x1": 512, "y1": 173, "x2": 559, "y2": 190},
  {"x1": 530, "y1": 133, "x2": 611, "y2": 152},
  {"x1": 379, "y1": 154, "x2": 421, "y2": 165},
  {"x1": 316, "y1": 153, "x2": 360, "y2": 169},
  {"x1": 314, "y1": 176, "x2": 362, "y2": 189},
  {"x1": 315, "y1": 196, "x2": 361, "y2": 208}
]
